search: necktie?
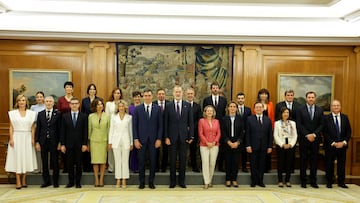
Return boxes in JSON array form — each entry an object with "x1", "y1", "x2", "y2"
[
  {"x1": 214, "y1": 97, "x2": 218, "y2": 107},
  {"x1": 335, "y1": 115, "x2": 341, "y2": 140},
  {"x1": 146, "y1": 105, "x2": 150, "y2": 118},
  {"x1": 46, "y1": 110, "x2": 51, "y2": 122},
  {"x1": 240, "y1": 107, "x2": 243, "y2": 116},
  {"x1": 309, "y1": 105, "x2": 313, "y2": 120},
  {"x1": 160, "y1": 101, "x2": 164, "y2": 112},
  {"x1": 176, "y1": 102, "x2": 180, "y2": 118},
  {"x1": 72, "y1": 113, "x2": 77, "y2": 127},
  {"x1": 258, "y1": 116, "x2": 262, "y2": 125}
]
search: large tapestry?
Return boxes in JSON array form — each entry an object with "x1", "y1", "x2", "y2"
[{"x1": 117, "y1": 44, "x2": 233, "y2": 104}]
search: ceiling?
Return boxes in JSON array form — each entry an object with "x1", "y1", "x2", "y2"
[{"x1": 0, "y1": 0, "x2": 359, "y2": 44}]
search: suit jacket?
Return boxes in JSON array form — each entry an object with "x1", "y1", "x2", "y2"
[
  {"x1": 60, "y1": 111, "x2": 88, "y2": 149},
  {"x1": 296, "y1": 104, "x2": 323, "y2": 144},
  {"x1": 252, "y1": 101, "x2": 275, "y2": 128},
  {"x1": 81, "y1": 96, "x2": 101, "y2": 116},
  {"x1": 203, "y1": 95, "x2": 227, "y2": 120},
  {"x1": 164, "y1": 100, "x2": 194, "y2": 143},
  {"x1": 132, "y1": 103, "x2": 163, "y2": 144},
  {"x1": 275, "y1": 101, "x2": 300, "y2": 121},
  {"x1": 109, "y1": 113, "x2": 133, "y2": 149},
  {"x1": 190, "y1": 101, "x2": 202, "y2": 141},
  {"x1": 221, "y1": 115, "x2": 244, "y2": 145},
  {"x1": 198, "y1": 118, "x2": 221, "y2": 146},
  {"x1": 245, "y1": 115, "x2": 273, "y2": 151},
  {"x1": 35, "y1": 109, "x2": 61, "y2": 146},
  {"x1": 322, "y1": 113, "x2": 351, "y2": 148}
]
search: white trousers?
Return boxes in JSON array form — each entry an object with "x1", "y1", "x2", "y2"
[
  {"x1": 113, "y1": 146, "x2": 130, "y2": 179},
  {"x1": 200, "y1": 146, "x2": 219, "y2": 185}
]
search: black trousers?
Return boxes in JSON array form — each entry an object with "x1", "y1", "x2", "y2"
[
  {"x1": 299, "y1": 141, "x2": 319, "y2": 184},
  {"x1": 325, "y1": 146, "x2": 346, "y2": 184},
  {"x1": 41, "y1": 139, "x2": 59, "y2": 185},
  {"x1": 169, "y1": 140, "x2": 187, "y2": 186},
  {"x1": 189, "y1": 137, "x2": 199, "y2": 170},
  {"x1": 250, "y1": 149, "x2": 266, "y2": 185},
  {"x1": 66, "y1": 147, "x2": 83, "y2": 185},
  {"x1": 276, "y1": 146, "x2": 294, "y2": 182},
  {"x1": 138, "y1": 141, "x2": 156, "y2": 185},
  {"x1": 224, "y1": 146, "x2": 241, "y2": 181}
]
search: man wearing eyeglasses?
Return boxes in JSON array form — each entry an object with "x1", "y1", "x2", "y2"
[{"x1": 60, "y1": 97, "x2": 88, "y2": 189}]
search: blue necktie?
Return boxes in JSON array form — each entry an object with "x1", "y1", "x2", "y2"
[
  {"x1": 309, "y1": 106, "x2": 313, "y2": 120},
  {"x1": 176, "y1": 102, "x2": 180, "y2": 118},
  {"x1": 335, "y1": 115, "x2": 341, "y2": 140},
  {"x1": 72, "y1": 113, "x2": 77, "y2": 127},
  {"x1": 147, "y1": 105, "x2": 150, "y2": 118}
]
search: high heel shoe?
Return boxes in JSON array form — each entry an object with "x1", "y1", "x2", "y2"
[
  {"x1": 225, "y1": 181, "x2": 231, "y2": 187},
  {"x1": 16, "y1": 185, "x2": 22, "y2": 190},
  {"x1": 232, "y1": 181, "x2": 239, "y2": 188},
  {"x1": 203, "y1": 184, "x2": 209, "y2": 189}
]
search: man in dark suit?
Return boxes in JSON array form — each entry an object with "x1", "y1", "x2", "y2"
[
  {"x1": 35, "y1": 96, "x2": 61, "y2": 188},
  {"x1": 60, "y1": 97, "x2": 88, "y2": 188},
  {"x1": 186, "y1": 87, "x2": 202, "y2": 172},
  {"x1": 246, "y1": 102, "x2": 272, "y2": 187},
  {"x1": 202, "y1": 81, "x2": 227, "y2": 171},
  {"x1": 323, "y1": 100, "x2": 351, "y2": 188},
  {"x1": 275, "y1": 89, "x2": 300, "y2": 121},
  {"x1": 153, "y1": 88, "x2": 169, "y2": 172},
  {"x1": 165, "y1": 85, "x2": 194, "y2": 188},
  {"x1": 236, "y1": 92, "x2": 252, "y2": 172},
  {"x1": 296, "y1": 91, "x2": 323, "y2": 188},
  {"x1": 133, "y1": 89, "x2": 163, "y2": 189}
]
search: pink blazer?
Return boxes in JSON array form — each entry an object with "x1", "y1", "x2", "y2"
[{"x1": 198, "y1": 118, "x2": 221, "y2": 146}]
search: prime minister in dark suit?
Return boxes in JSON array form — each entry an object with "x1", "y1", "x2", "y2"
[
  {"x1": 296, "y1": 91, "x2": 323, "y2": 188},
  {"x1": 35, "y1": 96, "x2": 61, "y2": 188},
  {"x1": 246, "y1": 102, "x2": 273, "y2": 187},
  {"x1": 323, "y1": 100, "x2": 351, "y2": 188},
  {"x1": 60, "y1": 97, "x2": 88, "y2": 188},
  {"x1": 275, "y1": 89, "x2": 300, "y2": 120},
  {"x1": 133, "y1": 89, "x2": 163, "y2": 189},
  {"x1": 165, "y1": 85, "x2": 194, "y2": 188}
]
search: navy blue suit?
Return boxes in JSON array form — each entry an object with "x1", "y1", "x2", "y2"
[
  {"x1": 246, "y1": 115, "x2": 272, "y2": 185},
  {"x1": 164, "y1": 100, "x2": 194, "y2": 186},
  {"x1": 35, "y1": 109, "x2": 61, "y2": 186},
  {"x1": 239, "y1": 106, "x2": 252, "y2": 170},
  {"x1": 132, "y1": 103, "x2": 163, "y2": 185},
  {"x1": 323, "y1": 113, "x2": 351, "y2": 185}
]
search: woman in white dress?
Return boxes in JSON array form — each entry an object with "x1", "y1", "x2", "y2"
[
  {"x1": 6, "y1": 94, "x2": 37, "y2": 189},
  {"x1": 108, "y1": 100, "x2": 133, "y2": 188},
  {"x1": 105, "y1": 87, "x2": 123, "y2": 173}
]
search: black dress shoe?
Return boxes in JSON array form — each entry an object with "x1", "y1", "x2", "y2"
[
  {"x1": 301, "y1": 183, "x2": 307, "y2": 188},
  {"x1": 138, "y1": 184, "x2": 145, "y2": 189},
  {"x1": 76, "y1": 184, "x2": 81, "y2": 188},
  {"x1": 53, "y1": 184, "x2": 59, "y2": 188},
  {"x1": 310, "y1": 183, "x2": 319, "y2": 188},
  {"x1": 338, "y1": 184, "x2": 348, "y2": 188},
  {"x1": 326, "y1": 183, "x2": 332, "y2": 188},
  {"x1": 169, "y1": 184, "x2": 175, "y2": 188},
  {"x1": 242, "y1": 169, "x2": 249, "y2": 173},
  {"x1": 179, "y1": 184, "x2": 187, "y2": 188},
  {"x1": 250, "y1": 183, "x2": 256, "y2": 187},
  {"x1": 40, "y1": 183, "x2": 51, "y2": 188},
  {"x1": 65, "y1": 184, "x2": 74, "y2": 188},
  {"x1": 149, "y1": 183, "x2": 156, "y2": 189},
  {"x1": 192, "y1": 169, "x2": 200, "y2": 173},
  {"x1": 258, "y1": 183, "x2": 266, "y2": 187}
]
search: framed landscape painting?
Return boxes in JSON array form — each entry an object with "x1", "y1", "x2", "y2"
[
  {"x1": 277, "y1": 74, "x2": 334, "y2": 111},
  {"x1": 9, "y1": 69, "x2": 72, "y2": 109}
]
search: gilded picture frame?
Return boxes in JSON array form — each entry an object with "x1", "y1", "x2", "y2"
[
  {"x1": 9, "y1": 69, "x2": 72, "y2": 109},
  {"x1": 277, "y1": 73, "x2": 335, "y2": 111}
]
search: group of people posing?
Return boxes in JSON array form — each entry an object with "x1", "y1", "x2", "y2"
[{"x1": 5, "y1": 81, "x2": 351, "y2": 190}]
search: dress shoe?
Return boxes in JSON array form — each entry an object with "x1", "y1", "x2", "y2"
[
  {"x1": 65, "y1": 183, "x2": 74, "y2": 188},
  {"x1": 326, "y1": 183, "x2": 332, "y2": 188},
  {"x1": 138, "y1": 184, "x2": 145, "y2": 189},
  {"x1": 192, "y1": 169, "x2": 200, "y2": 173},
  {"x1": 169, "y1": 184, "x2": 175, "y2": 188},
  {"x1": 301, "y1": 183, "x2": 307, "y2": 188},
  {"x1": 338, "y1": 184, "x2": 348, "y2": 188},
  {"x1": 278, "y1": 182, "x2": 284, "y2": 187},
  {"x1": 179, "y1": 184, "x2": 187, "y2": 188},
  {"x1": 310, "y1": 183, "x2": 319, "y2": 188},
  {"x1": 22, "y1": 185, "x2": 28, "y2": 188},
  {"x1": 53, "y1": 184, "x2": 59, "y2": 188},
  {"x1": 242, "y1": 168, "x2": 249, "y2": 173},
  {"x1": 76, "y1": 184, "x2": 81, "y2": 188},
  {"x1": 250, "y1": 183, "x2": 256, "y2": 187},
  {"x1": 149, "y1": 183, "x2": 156, "y2": 189},
  {"x1": 203, "y1": 184, "x2": 209, "y2": 189},
  {"x1": 258, "y1": 183, "x2": 266, "y2": 187},
  {"x1": 16, "y1": 185, "x2": 22, "y2": 190},
  {"x1": 41, "y1": 183, "x2": 51, "y2": 188}
]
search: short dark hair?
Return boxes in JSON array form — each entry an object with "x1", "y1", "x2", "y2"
[
  {"x1": 156, "y1": 88, "x2": 165, "y2": 94},
  {"x1": 279, "y1": 106, "x2": 290, "y2": 120},
  {"x1": 86, "y1": 83, "x2": 97, "y2": 95},
  {"x1": 210, "y1": 81, "x2": 219, "y2": 89},
  {"x1": 284, "y1": 89, "x2": 294, "y2": 96},
  {"x1": 63, "y1": 81, "x2": 74, "y2": 88},
  {"x1": 306, "y1": 91, "x2": 316, "y2": 97},
  {"x1": 236, "y1": 92, "x2": 245, "y2": 97},
  {"x1": 132, "y1": 91, "x2": 142, "y2": 97},
  {"x1": 90, "y1": 98, "x2": 104, "y2": 113},
  {"x1": 35, "y1": 91, "x2": 45, "y2": 97},
  {"x1": 143, "y1": 89, "x2": 153, "y2": 94},
  {"x1": 253, "y1": 101, "x2": 264, "y2": 108},
  {"x1": 257, "y1": 88, "x2": 270, "y2": 102}
]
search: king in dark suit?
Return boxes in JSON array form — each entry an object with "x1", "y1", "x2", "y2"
[
  {"x1": 35, "y1": 96, "x2": 61, "y2": 188},
  {"x1": 202, "y1": 82, "x2": 227, "y2": 172},
  {"x1": 133, "y1": 89, "x2": 163, "y2": 189},
  {"x1": 296, "y1": 91, "x2": 323, "y2": 188},
  {"x1": 323, "y1": 100, "x2": 351, "y2": 188},
  {"x1": 60, "y1": 97, "x2": 88, "y2": 188},
  {"x1": 246, "y1": 102, "x2": 273, "y2": 187},
  {"x1": 165, "y1": 85, "x2": 194, "y2": 188}
]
